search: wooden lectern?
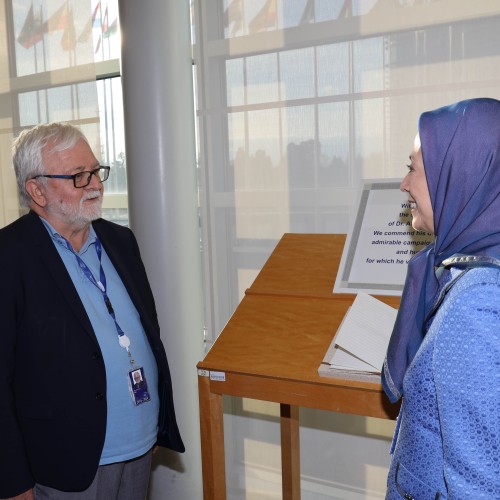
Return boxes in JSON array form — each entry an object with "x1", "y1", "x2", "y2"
[{"x1": 197, "y1": 233, "x2": 401, "y2": 500}]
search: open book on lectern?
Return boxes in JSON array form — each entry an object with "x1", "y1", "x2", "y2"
[{"x1": 318, "y1": 293, "x2": 397, "y2": 379}]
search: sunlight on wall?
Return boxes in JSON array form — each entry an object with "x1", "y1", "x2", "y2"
[
  {"x1": 365, "y1": 416, "x2": 395, "y2": 439},
  {"x1": 244, "y1": 438, "x2": 282, "y2": 499},
  {"x1": 226, "y1": 399, "x2": 395, "y2": 499},
  {"x1": 242, "y1": 398, "x2": 281, "y2": 418},
  {"x1": 365, "y1": 464, "x2": 392, "y2": 497}
]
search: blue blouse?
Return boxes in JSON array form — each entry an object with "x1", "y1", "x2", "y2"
[{"x1": 386, "y1": 266, "x2": 500, "y2": 499}]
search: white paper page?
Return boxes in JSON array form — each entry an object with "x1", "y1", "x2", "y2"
[
  {"x1": 329, "y1": 346, "x2": 377, "y2": 372},
  {"x1": 333, "y1": 293, "x2": 397, "y2": 370}
]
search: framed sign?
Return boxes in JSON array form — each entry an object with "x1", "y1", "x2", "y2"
[{"x1": 334, "y1": 179, "x2": 433, "y2": 296}]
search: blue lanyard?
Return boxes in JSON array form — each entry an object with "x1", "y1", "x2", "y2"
[{"x1": 63, "y1": 236, "x2": 135, "y2": 363}]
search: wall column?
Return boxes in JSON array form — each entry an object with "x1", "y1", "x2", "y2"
[{"x1": 118, "y1": 0, "x2": 204, "y2": 498}]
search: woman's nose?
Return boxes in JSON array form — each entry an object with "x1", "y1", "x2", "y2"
[{"x1": 400, "y1": 174, "x2": 409, "y2": 192}]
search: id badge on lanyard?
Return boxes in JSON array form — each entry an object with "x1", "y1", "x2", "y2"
[
  {"x1": 128, "y1": 366, "x2": 151, "y2": 406},
  {"x1": 67, "y1": 236, "x2": 152, "y2": 406}
]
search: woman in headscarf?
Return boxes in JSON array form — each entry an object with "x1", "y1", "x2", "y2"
[{"x1": 383, "y1": 98, "x2": 500, "y2": 499}]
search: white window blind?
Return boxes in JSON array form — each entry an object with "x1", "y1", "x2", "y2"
[{"x1": 193, "y1": 0, "x2": 500, "y2": 344}]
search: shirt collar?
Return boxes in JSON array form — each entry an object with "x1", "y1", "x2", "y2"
[{"x1": 39, "y1": 216, "x2": 97, "y2": 255}]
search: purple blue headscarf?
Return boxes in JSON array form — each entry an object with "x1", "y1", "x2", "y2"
[{"x1": 382, "y1": 98, "x2": 500, "y2": 403}]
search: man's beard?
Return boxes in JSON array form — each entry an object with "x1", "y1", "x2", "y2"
[{"x1": 48, "y1": 190, "x2": 103, "y2": 228}]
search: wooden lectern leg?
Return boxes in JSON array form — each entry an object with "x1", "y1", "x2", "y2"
[
  {"x1": 198, "y1": 374, "x2": 226, "y2": 500},
  {"x1": 280, "y1": 403, "x2": 300, "y2": 500}
]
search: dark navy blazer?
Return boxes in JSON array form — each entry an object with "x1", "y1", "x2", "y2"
[{"x1": 0, "y1": 211, "x2": 184, "y2": 497}]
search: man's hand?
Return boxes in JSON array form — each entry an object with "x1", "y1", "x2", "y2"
[{"x1": 5, "y1": 488, "x2": 34, "y2": 500}]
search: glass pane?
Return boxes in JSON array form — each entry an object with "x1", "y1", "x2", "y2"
[
  {"x1": 13, "y1": 0, "x2": 96, "y2": 77},
  {"x1": 246, "y1": 53, "x2": 279, "y2": 105},
  {"x1": 281, "y1": 105, "x2": 315, "y2": 188},
  {"x1": 91, "y1": 0, "x2": 120, "y2": 61},
  {"x1": 226, "y1": 58, "x2": 245, "y2": 107},
  {"x1": 279, "y1": 48, "x2": 314, "y2": 101},
  {"x1": 281, "y1": 0, "x2": 309, "y2": 28},
  {"x1": 353, "y1": 37, "x2": 385, "y2": 93},
  {"x1": 102, "y1": 207, "x2": 128, "y2": 226},
  {"x1": 247, "y1": 108, "x2": 281, "y2": 181},
  {"x1": 228, "y1": 111, "x2": 246, "y2": 189},
  {"x1": 97, "y1": 76, "x2": 127, "y2": 195},
  {"x1": 220, "y1": 0, "x2": 384, "y2": 37},
  {"x1": 318, "y1": 102, "x2": 349, "y2": 187},
  {"x1": 18, "y1": 81, "x2": 98, "y2": 125},
  {"x1": 315, "y1": 0, "x2": 350, "y2": 22},
  {"x1": 317, "y1": 43, "x2": 349, "y2": 96},
  {"x1": 355, "y1": 98, "x2": 385, "y2": 179}
]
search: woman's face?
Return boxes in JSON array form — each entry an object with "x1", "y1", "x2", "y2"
[{"x1": 400, "y1": 134, "x2": 434, "y2": 234}]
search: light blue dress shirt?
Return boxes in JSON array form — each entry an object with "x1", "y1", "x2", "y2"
[{"x1": 41, "y1": 218, "x2": 159, "y2": 464}]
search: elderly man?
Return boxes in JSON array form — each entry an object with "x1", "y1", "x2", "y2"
[{"x1": 0, "y1": 123, "x2": 184, "y2": 499}]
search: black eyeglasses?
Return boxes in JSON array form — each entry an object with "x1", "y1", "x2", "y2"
[{"x1": 32, "y1": 166, "x2": 110, "y2": 188}]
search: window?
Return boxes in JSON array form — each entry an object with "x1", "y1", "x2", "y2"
[
  {"x1": 194, "y1": 0, "x2": 500, "y2": 345},
  {"x1": 97, "y1": 75, "x2": 128, "y2": 226},
  {"x1": 0, "y1": 0, "x2": 126, "y2": 226},
  {"x1": 193, "y1": 2, "x2": 500, "y2": 497},
  {"x1": 91, "y1": 0, "x2": 127, "y2": 225}
]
